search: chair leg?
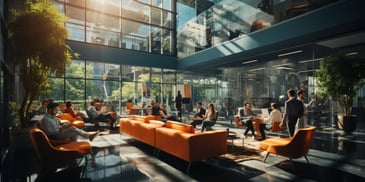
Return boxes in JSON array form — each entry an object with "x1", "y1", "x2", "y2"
[
  {"x1": 263, "y1": 152, "x2": 270, "y2": 163},
  {"x1": 186, "y1": 162, "x2": 191, "y2": 174},
  {"x1": 304, "y1": 155, "x2": 309, "y2": 164}
]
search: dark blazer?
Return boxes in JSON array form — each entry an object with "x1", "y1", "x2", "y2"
[
  {"x1": 239, "y1": 108, "x2": 255, "y2": 118},
  {"x1": 194, "y1": 108, "x2": 206, "y2": 118},
  {"x1": 284, "y1": 98, "x2": 304, "y2": 119}
]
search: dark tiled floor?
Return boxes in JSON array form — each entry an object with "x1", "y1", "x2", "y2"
[{"x1": 3, "y1": 119, "x2": 365, "y2": 181}]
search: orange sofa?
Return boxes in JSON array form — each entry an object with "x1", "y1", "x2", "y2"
[
  {"x1": 119, "y1": 115, "x2": 164, "y2": 146},
  {"x1": 155, "y1": 121, "x2": 227, "y2": 163},
  {"x1": 259, "y1": 127, "x2": 316, "y2": 163},
  {"x1": 57, "y1": 113, "x2": 85, "y2": 128}
]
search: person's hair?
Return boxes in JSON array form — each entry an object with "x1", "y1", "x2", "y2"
[
  {"x1": 47, "y1": 102, "x2": 59, "y2": 111},
  {"x1": 208, "y1": 103, "x2": 215, "y2": 111},
  {"x1": 287, "y1": 89, "x2": 296, "y2": 97},
  {"x1": 297, "y1": 89, "x2": 305, "y2": 96},
  {"x1": 244, "y1": 102, "x2": 250, "y2": 106},
  {"x1": 48, "y1": 98, "x2": 54, "y2": 103},
  {"x1": 41, "y1": 99, "x2": 49, "y2": 105},
  {"x1": 90, "y1": 101, "x2": 96, "y2": 106},
  {"x1": 66, "y1": 101, "x2": 72, "y2": 108},
  {"x1": 197, "y1": 101, "x2": 203, "y2": 106},
  {"x1": 271, "y1": 103, "x2": 279, "y2": 109}
]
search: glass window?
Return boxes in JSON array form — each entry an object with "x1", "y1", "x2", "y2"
[
  {"x1": 122, "y1": 0, "x2": 149, "y2": 23},
  {"x1": 43, "y1": 78, "x2": 65, "y2": 102},
  {"x1": 65, "y1": 78, "x2": 85, "y2": 102},
  {"x1": 66, "y1": 0, "x2": 85, "y2": 7},
  {"x1": 66, "y1": 60, "x2": 85, "y2": 78},
  {"x1": 151, "y1": 26, "x2": 162, "y2": 54},
  {"x1": 121, "y1": 19, "x2": 149, "y2": 51},
  {"x1": 151, "y1": 7, "x2": 162, "y2": 26},
  {"x1": 87, "y1": 0, "x2": 121, "y2": 16}
]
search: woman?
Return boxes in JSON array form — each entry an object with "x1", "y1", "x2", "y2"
[
  {"x1": 159, "y1": 104, "x2": 177, "y2": 122},
  {"x1": 64, "y1": 101, "x2": 85, "y2": 120},
  {"x1": 201, "y1": 103, "x2": 217, "y2": 132}
]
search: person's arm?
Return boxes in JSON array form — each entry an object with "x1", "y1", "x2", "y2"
[
  {"x1": 280, "y1": 103, "x2": 288, "y2": 128},
  {"x1": 40, "y1": 116, "x2": 61, "y2": 136}
]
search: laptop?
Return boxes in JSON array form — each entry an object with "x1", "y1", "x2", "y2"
[{"x1": 261, "y1": 108, "x2": 270, "y2": 118}]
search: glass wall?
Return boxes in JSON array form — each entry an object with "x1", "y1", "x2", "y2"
[
  {"x1": 53, "y1": 0, "x2": 176, "y2": 56},
  {"x1": 177, "y1": 0, "x2": 339, "y2": 57}
]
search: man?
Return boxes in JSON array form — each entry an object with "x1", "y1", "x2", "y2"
[
  {"x1": 239, "y1": 102, "x2": 256, "y2": 138},
  {"x1": 297, "y1": 89, "x2": 315, "y2": 129},
  {"x1": 280, "y1": 89, "x2": 304, "y2": 137},
  {"x1": 88, "y1": 101, "x2": 115, "y2": 129},
  {"x1": 40, "y1": 102, "x2": 99, "y2": 141},
  {"x1": 190, "y1": 102, "x2": 206, "y2": 128},
  {"x1": 175, "y1": 91, "x2": 182, "y2": 119}
]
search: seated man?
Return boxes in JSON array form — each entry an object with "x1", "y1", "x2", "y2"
[
  {"x1": 239, "y1": 102, "x2": 256, "y2": 139},
  {"x1": 260, "y1": 103, "x2": 282, "y2": 140},
  {"x1": 159, "y1": 104, "x2": 177, "y2": 122},
  {"x1": 190, "y1": 102, "x2": 206, "y2": 128},
  {"x1": 151, "y1": 101, "x2": 161, "y2": 116},
  {"x1": 40, "y1": 102, "x2": 99, "y2": 141},
  {"x1": 88, "y1": 101, "x2": 115, "y2": 129}
]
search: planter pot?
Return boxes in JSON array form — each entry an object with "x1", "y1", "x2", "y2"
[{"x1": 337, "y1": 115, "x2": 357, "y2": 133}]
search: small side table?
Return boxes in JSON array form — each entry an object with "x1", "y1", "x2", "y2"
[{"x1": 227, "y1": 131, "x2": 244, "y2": 149}]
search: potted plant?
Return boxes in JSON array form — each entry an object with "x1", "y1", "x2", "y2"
[{"x1": 317, "y1": 53, "x2": 365, "y2": 133}]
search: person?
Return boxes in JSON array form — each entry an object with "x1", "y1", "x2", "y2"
[
  {"x1": 280, "y1": 89, "x2": 304, "y2": 137},
  {"x1": 39, "y1": 102, "x2": 99, "y2": 141},
  {"x1": 260, "y1": 103, "x2": 282, "y2": 140},
  {"x1": 175, "y1": 91, "x2": 182, "y2": 119},
  {"x1": 64, "y1": 101, "x2": 86, "y2": 120},
  {"x1": 151, "y1": 101, "x2": 161, "y2": 116},
  {"x1": 88, "y1": 101, "x2": 115, "y2": 129},
  {"x1": 239, "y1": 102, "x2": 256, "y2": 139},
  {"x1": 159, "y1": 104, "x2": 177, "y2": 122},
  {"x1": 36, "y1": 99, "x2": 49, "y2": 114},
  {"x1": 190, "y1": 102, "x2": 206, "y2": 128},
  {"x1": 201, "y1": 103, "x2": 217, "y2": 132},
  {"x1": 297, "y1": 89, "x2": 315, "y2": 129}
]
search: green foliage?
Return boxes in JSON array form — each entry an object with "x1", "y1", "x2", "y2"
[
  {"x1": 317, "y1": 54, "x2": 365, "y2": 115},
  {"x1": 9, "y1": 102, "x2": 21, "y2": 129},
  {"x1": 8, "y1": 0, "x2": 73, "y2": 127}
]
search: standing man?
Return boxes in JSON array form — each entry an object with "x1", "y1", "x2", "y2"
[
  {"x1": 40, "y1": 102, "x2": 99, "y2": 141},
  {"x1": 297, "y1": 89, "x2": 315, "y2": 129},
  {"x1": 280, "y1": 89, "x2": 304, "y2": 137},
  {"x1": 175, "y1": 90, "x2": 182, "y2": 120}
]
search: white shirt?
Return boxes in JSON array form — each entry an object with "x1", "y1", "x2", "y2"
[{"x1": 265, "y1": 109, "x2": 282, "y2": 124}]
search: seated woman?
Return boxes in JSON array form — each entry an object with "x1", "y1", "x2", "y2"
[
  {"x1": 159, "y1": 104, "x2": 177, "y2": 122},
  {"x1": 64, "y1": 101, "x2": 86, "y2": 121},
  {"x1": 201, "y1": 103, "x2": 217, "y2": 132},
  {"x1": 87, "y1": 101, "x2": 115, "y2": 129}
]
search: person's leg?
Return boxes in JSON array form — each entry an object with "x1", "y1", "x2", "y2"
[
  {"x1": 246, "y1": 120, "x2": 255, "y2": 136},
  {"x1": 287, "y1": 119, "x2": 296, "y2": 137},
  {"x1": 201, "y1": 120, "x2": 207, "y2": 132},
  {"x1": 259, "y1": 124, "x2": 266, "y2": 139}
]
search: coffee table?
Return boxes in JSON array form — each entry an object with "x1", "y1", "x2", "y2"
[{"x1": 227, "y1": 131, "x2": 244, "y2": 149}]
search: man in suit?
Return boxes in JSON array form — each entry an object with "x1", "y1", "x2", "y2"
[
  {"x1": 190, "y1": 102, "x2": 206, "y2": 128},
  {"x1": 239, "y1": 102, "x2": 256, "y2": 138},
  {"x1": 280, "y1": 89, "x2": 304, "y2": 137}
]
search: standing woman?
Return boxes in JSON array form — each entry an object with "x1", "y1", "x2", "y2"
[{"x1": 201, "y1": 103, "x2": 217, "y2": 132}]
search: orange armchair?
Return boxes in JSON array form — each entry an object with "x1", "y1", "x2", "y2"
[
  {"x1": 29, "y1": 128, "x2": 92, "y2": 174},
  {"x1": 259, "y1": 127, "x2": 316, "y2": 163},
  {"x1": 57, "y1": 113, "x2": 85, "y2": 128}
]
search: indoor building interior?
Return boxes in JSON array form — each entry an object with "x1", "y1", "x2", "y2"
[{"x1": 1, "y1": 0, "x2": 365, "y2": 181}]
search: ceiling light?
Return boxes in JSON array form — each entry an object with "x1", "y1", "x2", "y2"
[
  {"x1": 298, "y1": 69, "x2": 318, "y2": 74},
  {"x1": 278, "y1": 50, "x2": 303, "y2": 57},
  {"x1": 299, "y1": 58, "x2": 323, "y2": 63},
  {"x1": 346, "y1": 52, "x2": 358, "y2": 56},
  {"x1": 275, "y1": 66, "x2": 293, "y2": 70},
  {"x1": 272, "y1": 63, "x2": 291, "y2": 67},
  {"x1": 242, "y1": 59, "x2": 258, "y2": 65},
  {"x1": 249, "y1": 67, "x2": 265, "y2": 72}
]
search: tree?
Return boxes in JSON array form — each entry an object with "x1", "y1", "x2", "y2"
[{"x1": 8, "y1": 0, "x2": 73, "y2": 127}]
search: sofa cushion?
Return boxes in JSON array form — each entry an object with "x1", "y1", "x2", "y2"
[
  {"x1": 165, "y1": 121, "x2": 195, "y2": 133},
  {"x1": 149, "y1": 120, "x2": 165, "y2": 126}
]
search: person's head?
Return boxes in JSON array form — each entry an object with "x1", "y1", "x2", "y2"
[
  {"x1": 154, "y1": 101, "x2": 160, "y2": 107},
  {"x1": 48, "y1": 98, "x2": 54, "y2": 103},
  {"x1": 297, "y1": 89, "x2": 305, "y2": 100},
  {"x1": 208, "y1": 103, "x2": 215, "y2": 112},
  {"x1": 177, "y1": 91, "x2": 181, "y2": 95},
  {"x1": 197, "y1": 102, "x2": 203, "y2": 108},
  {"x1": 66, "y1": 101, "x2": 72, "y2": 108},
  {"x1": 41, "y1": 99, "x2": 49, "y2": 106},
  {"x1": 271, "y1": 102, "x2": 279, "y2": 110},
  {"x1": 160, "y1": 104, "x2": 166, "y2": 110},
  {"x1": 287, "y1": 89, "x2": 296, "y2": 98},
  {"x1": 244, "y1": 102, "x2": 251, "y2": 109},
  {"x1": 90, "y1": 101, "x2": 96, "y2": 106},
  {"x1": 47, "y1": 102, "x2": 60, "y2": 116}
]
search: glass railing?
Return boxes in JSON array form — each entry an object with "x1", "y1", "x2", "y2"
[{"x1": 177, "y1": 0, "x2": 338, "y2": 57}]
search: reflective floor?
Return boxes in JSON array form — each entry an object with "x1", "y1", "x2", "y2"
[{"x1": 3, "y1": 118, "x2": 365, "y2": 182}]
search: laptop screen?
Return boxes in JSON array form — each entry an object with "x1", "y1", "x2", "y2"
[{"x1": 261, "y1": 108, "x2": 270, "y2": 118}]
